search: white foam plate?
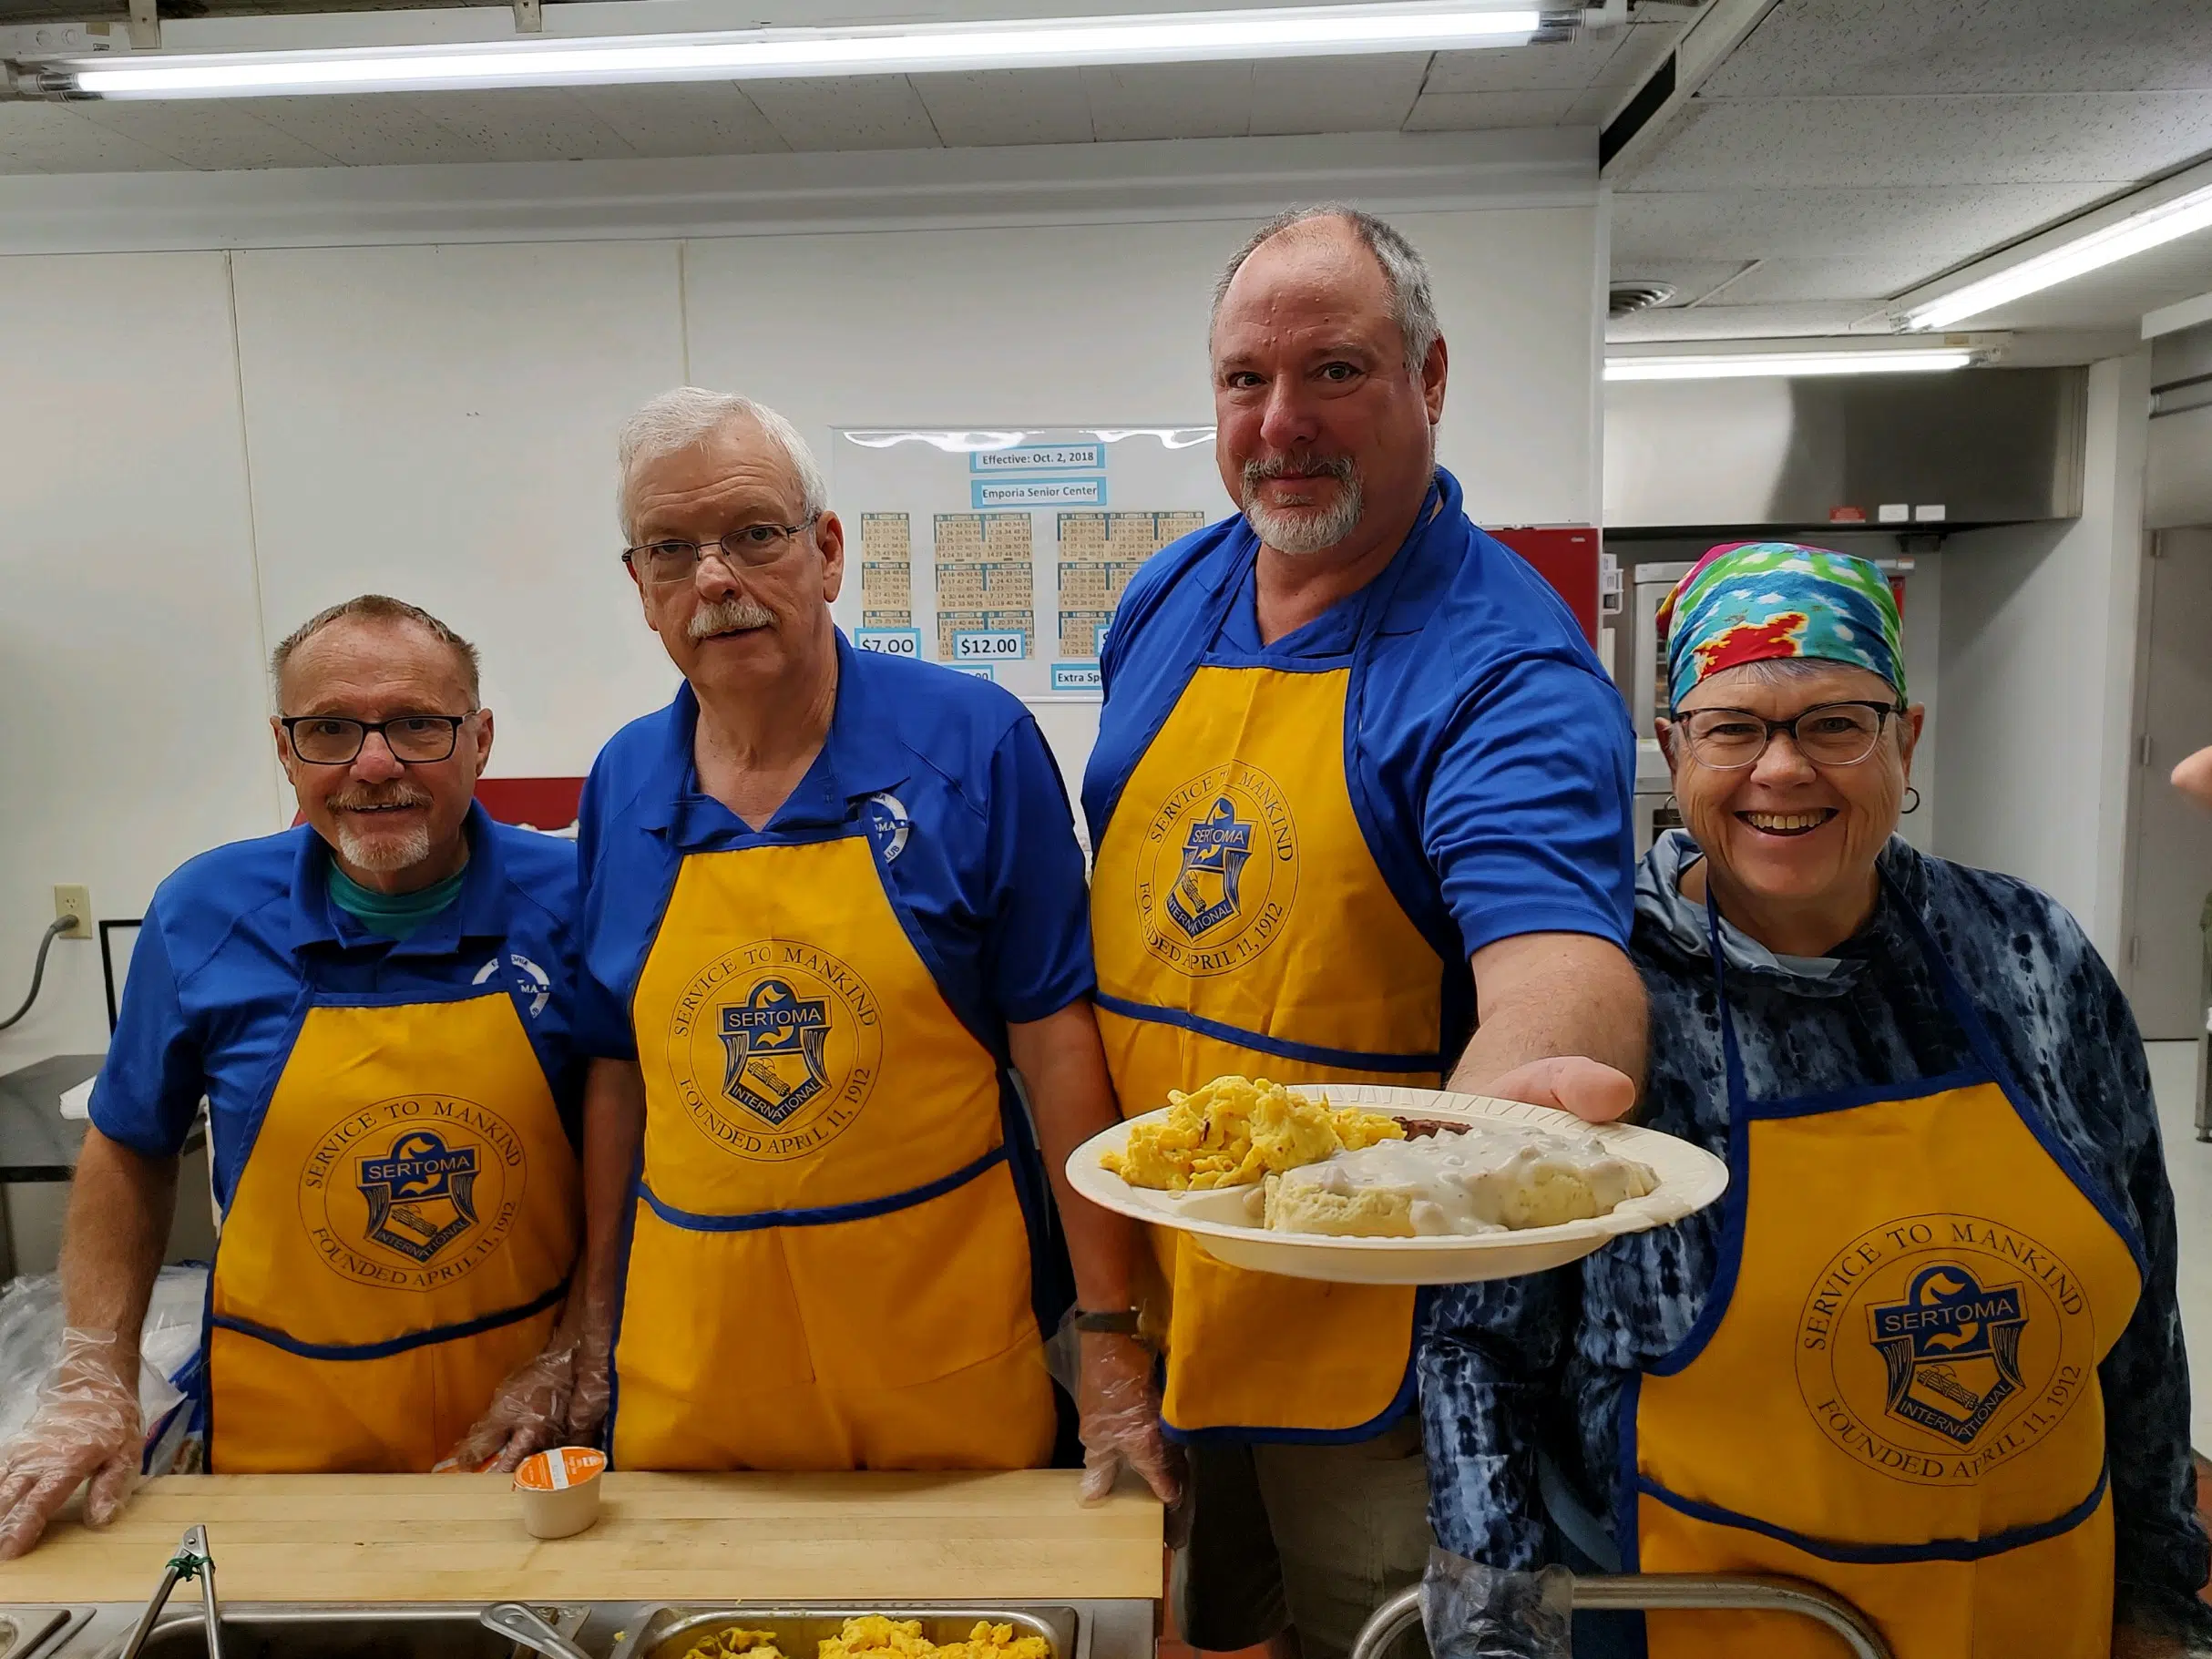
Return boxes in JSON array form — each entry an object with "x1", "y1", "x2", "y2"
[{"x1": 1067, "y1": 1083, "x2": 1729, "y2": 1285}]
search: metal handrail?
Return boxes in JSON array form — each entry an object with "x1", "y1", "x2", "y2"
[{"x1": 1347, "y1": 1572, "x2": 1894, "y2": 1659}]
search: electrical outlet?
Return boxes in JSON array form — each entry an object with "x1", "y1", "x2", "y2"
[{"x1": 52, "y1": 885, "x2": 91, "y2": 940}]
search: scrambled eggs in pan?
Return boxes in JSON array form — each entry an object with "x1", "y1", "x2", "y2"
[
  {"x1": 683, "y1": 1621, "x2": 1047, "y2": 1659},
  {"x1": 1101, "y1": 1074, "x2": 1405, "y2": 1191}
]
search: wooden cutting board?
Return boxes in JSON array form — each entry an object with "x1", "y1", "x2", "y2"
[{"x1": 0, "y1": 1471, "x2": 1162, "y2": 1603}]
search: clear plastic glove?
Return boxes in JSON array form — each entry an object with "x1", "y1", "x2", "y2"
[
  {"x1": 1420, "y1": 1548, "x2": 1572, "y2": 1659},
  {"x1": 565, "y1": 1300, "x2": 611, "y2": 1447},
  {"x1": 438, "y1": 1333, "x2": 578, "y2": 1474},
  {"x1": 439, "y1": 1299, "x2": 615, "y2": 1474},
  {"x1": 1074, "y1": 1328, "x2": 1183, "y2": 1507},
  {"x1": 0, "y1": 1329, "x2": 142, "y2": 1560}
]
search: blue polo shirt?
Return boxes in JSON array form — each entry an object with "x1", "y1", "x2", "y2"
[
  {"x1": 573, "y1": 632, "x2": 1094, "y2": 1063},
  {"x1": 90, "y1": 801, "x2": 583, "y2": 1208},
  {"x1": 1084, "y1": 468, "x2": 1634, "y2": 998}
]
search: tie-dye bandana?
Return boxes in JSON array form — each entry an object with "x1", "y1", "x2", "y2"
[{"x1": 1657, "y1": 541, "x2": 1906, "y2": 710}]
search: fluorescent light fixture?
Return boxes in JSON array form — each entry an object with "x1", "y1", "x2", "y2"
[
  {"x1": 1904, "y1": 179, "x2": 2212, "y2": 331},
  {"x1": 1605, "y1": 348, "x2": 1974, "y2": 382},
  {"x1": 59, "y1": 3, "x2": 1545, "y2": 100}
]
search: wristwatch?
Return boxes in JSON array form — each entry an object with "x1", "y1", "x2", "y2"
[{"x1": 1071, "y1": 1308, "x2": 1143, "y2": 1335}]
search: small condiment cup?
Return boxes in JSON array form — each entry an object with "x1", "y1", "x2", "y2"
[{"x1": 513, "y1": 1446, "x2": 607, "y2": 1539}]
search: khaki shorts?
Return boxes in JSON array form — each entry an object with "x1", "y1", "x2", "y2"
[{"x1": 1172, "y1": 1420, "x2": 1434, "y2": 1659}]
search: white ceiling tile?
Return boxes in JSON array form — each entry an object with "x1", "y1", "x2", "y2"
[
  {"x1": 563, "y1": 83, "x2": 790, "y2": 159},
  {"x1": 1080, "y1": 62, "x2": 1252, "y2": 141},
  {"x1": 1612, "y1": 182, "x2": 2117, "y2": 265},
  {"x1": 910, "y1": 68, "x2": 1093, "y2": 147},
  {"x1": 0, "y1": 104, "x2": 181, "y2": 173},
  {"x1": 381, "y1": 88, "x2": 637, "y2": 162},
  {"x1": 1565, "y1": 84, "x2": 1631, "y2": 127},
  {"x1": 1606, "y1": 259, "x2": 1760, "y2": 307},
  {"x1": 69, "y1": 104, "x2": 340, "y2": 170},
  {"x1": 1590, "y1": 22, "x2": 1680, "y2": 90},
  {"x1": 1606, "y1": 302, "x2": 1900, "y2": 342},
  {"x1": 244, "y1": 97, "x2": 501, "y2": 166},
  {"x1": 1702, "y1": 0, "x2": 2212, "y2": 96},
  {"x1": 1403, "y1": 88, "x2": 1582, "y2": 130},
  {"x1": 742, "y1": 76, "x2": 945, "y2": 150},
  {"x1": 1637, "y1": 92, "x2": 2212, "y2": 189},
  {"x1": 1249, "y1": 52, "x2": 1429, "y2": 136},
  {"x1": 1424, "y1": 33, "x2": 1629, "y2": 94},
  {"x1": 1710, "y1": 253, "x2": 1966, "y2": 303}
]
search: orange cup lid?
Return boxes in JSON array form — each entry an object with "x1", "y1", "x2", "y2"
[{"x1": 514, "y1": 1447, "x2": 607, "y2": 1491}]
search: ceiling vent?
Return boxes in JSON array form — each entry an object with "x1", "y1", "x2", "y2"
[{"x1": 1609, "y1": 280, "x2": 1677, "y2": 318}]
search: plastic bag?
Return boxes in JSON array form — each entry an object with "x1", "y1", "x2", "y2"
[
  {"x1": 1421, "y1": 1548, "x2": 1573, "y2": 1659},
  {"x1": 0, "y1": 1265, "x2": 208, "y2": 1468}
]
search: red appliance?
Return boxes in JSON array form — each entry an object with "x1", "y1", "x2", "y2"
[{"x1": 1488, "y1": 525, "x2": 1602, "y2": 646}]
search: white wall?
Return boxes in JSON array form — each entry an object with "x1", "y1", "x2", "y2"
[
  {"x1": 0, "y1": 133, "x2": 1604, "y2": 1069},
  {"x1": 0, "y1": 252, "x2": 282, "y2": 1070},
  {"x1": 1933, "y1": 352, "x2": 2153, "y2": 959}
]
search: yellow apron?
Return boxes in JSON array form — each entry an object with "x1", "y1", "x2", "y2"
[
  {"x1": 1623, "y1": 883, "x2": 2143, "y2": 1658},
  {"x1": 208, "y1": 987, "x2": 580, "y2": 1472},
  {"x1": 609, "y1": 833, "x2": 1057, "y2": 1470},
  {"x1": 1091, "y1": 583, "x2": 1452, "y2": 1439}
]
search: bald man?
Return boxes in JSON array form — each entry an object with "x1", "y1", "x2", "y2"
[{"x1": 1082, "y1": 207, "x2": 1644, "y2": 1659}]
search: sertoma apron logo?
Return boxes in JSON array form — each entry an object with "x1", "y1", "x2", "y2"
[
  {"x1": 356, "y1": 1131, "x2": 479, "y2": 1263},
  {"x1": 1135, "y1": 762, "x2": 1297, "y2": 976},
  {"x1": 298, "y1": 1095, "x2": 526, "y2": 1290},
  {"x1": 720, "y1": 979, "x2": 830, "y2": 1124},
  {"x1": 668, "y1": 939, "x2": 883, "y2": 1161},
  {"x1": 1796, "y1": 1213, "x2": 2095, "y2": 1485},
  {"x1": 1869, "y1": 1264, "x2": 2030, "y2": 1446}
]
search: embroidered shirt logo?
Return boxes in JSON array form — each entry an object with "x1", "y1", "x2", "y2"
[
  {"x1": 1796, "y1": 1214, "x2": 2095, "y2": 1486},
  {"x1": 474, "y1": 952, "x2": 553, "y2": 1019},
  {"x1": 1134, "y1": 762, "x2": 1298, "y2": 978},
  {"x1": 666, "y1": 940, "x2": 883, "y2": 1163},
  {"x1": 300, "y1": 1096, "x2": 527, "y2": 1290},
  {"x1": 864, "y1": 793, "x2": 912, "y2": 865},
  {"x1": 719, "y1": 979, "x2": 831, "y2": 1125}
]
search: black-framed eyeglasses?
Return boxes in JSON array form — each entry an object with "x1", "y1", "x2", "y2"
[
  {"x1": 622, "y1": 516, "x2": 820, "y2": 587},
  {"x1": 280, "y1": 713, "x2": 476, "y2": 766},
  {"x1": 1669, "y1": 700, "x2": 1908, "y2": 770}
]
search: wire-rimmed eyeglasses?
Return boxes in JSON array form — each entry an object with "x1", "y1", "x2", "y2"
[{"x1": 622, "y1": 516, "x2": 821, "y2": 587}]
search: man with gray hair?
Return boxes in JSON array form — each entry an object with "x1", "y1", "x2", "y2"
[
  {"x1": 463, "y1": 387, "x2": 1177, "y2": 1500},
  {"x1": 1081, "y1": 207, "x2": 1644, "y2": 1656},
  {"x1": 0, "y1": 595, "x2": 584, "y2": 1555}
]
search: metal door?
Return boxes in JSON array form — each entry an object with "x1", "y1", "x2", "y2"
[{"x1": 2125, "y1": 527, "x2": 2212, "y2": 1039}]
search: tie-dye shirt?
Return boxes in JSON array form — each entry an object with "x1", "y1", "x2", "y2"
[{"x1": 1420, "y1": 832, "x2": 2212, "y2": 1641}]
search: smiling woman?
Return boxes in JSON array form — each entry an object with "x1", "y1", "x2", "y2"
[{"x1": 1420, "y1": 542, "x2": 2212, "y2": 1659}]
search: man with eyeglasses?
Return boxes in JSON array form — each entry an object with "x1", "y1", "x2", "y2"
[
  {"x1": 462, "y1": 387, "x2": 1177, "y2": 1502},
  {"x1": 0, "y1": 595, "x2": 582, "y2": 1555}
]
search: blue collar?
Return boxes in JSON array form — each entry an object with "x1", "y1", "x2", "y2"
[
  {"x1": 1213, "y1": 468, "x2": 1464, "y2": 655},
  {"x1": 289, "y1": 798, "x2": 511, "y2": 958},
  {"x1": 639, "y1": 630, "x2": 915, "y2": 848}
]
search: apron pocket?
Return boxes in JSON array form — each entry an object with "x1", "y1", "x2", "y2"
[
  {"x1": 208, "y1": 1307, "x2": 554, "y2": 1473},
  {"x1": 783, "y1": 1156, "x2": 1041, "y2": 1392}
]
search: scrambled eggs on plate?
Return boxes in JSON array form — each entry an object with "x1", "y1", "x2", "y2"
[{"x1": 1101, "y1": 1074, "x2": 1404, "y2": 1191}]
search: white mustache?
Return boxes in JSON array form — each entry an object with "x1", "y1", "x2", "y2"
[{"x1": 688, "y1": 596, "x2": 776, "y2": 640}]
